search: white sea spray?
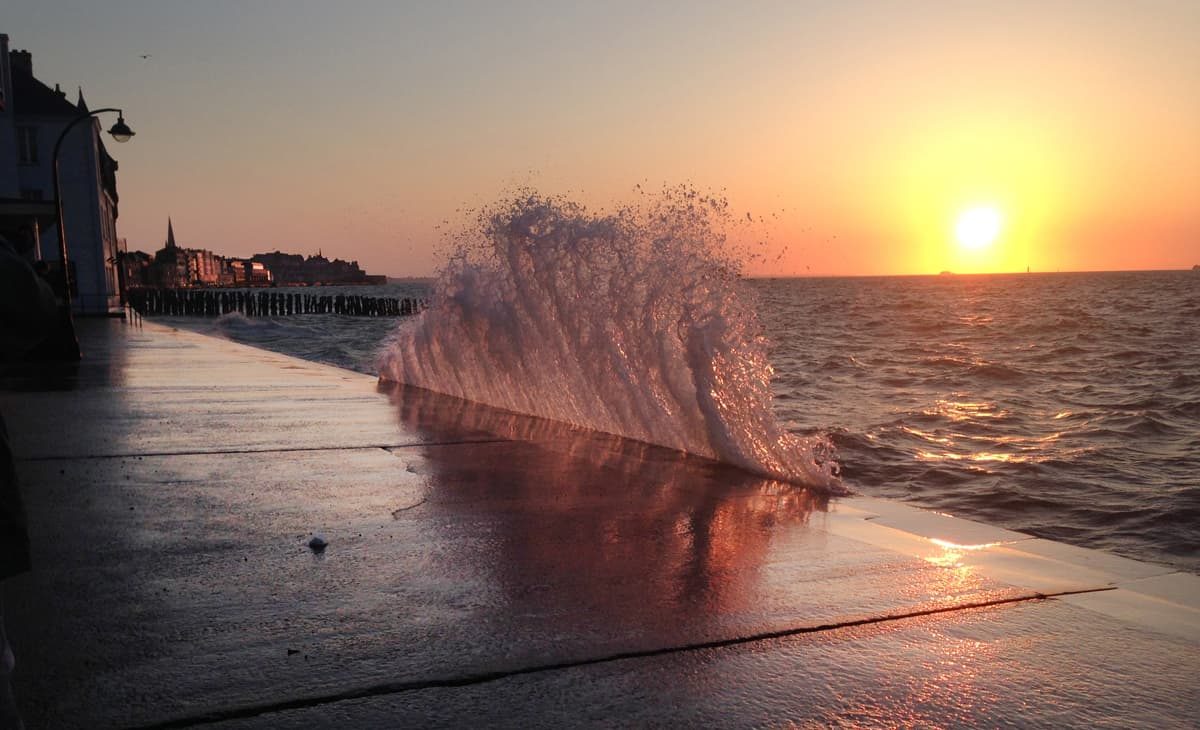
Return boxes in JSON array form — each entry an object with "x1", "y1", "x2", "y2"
[{"x1": 378, "y1": 188, "x2": 842, "y2": 491}]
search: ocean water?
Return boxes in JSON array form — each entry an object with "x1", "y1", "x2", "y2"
[
  {"x1": 166, "y1": 281, "x2": 430, "y2": 373},
  {"x1": 759, "y1": 271, "x2": 1199, "y2": 573},
  {"x1": 158, "y1": 266, "x2": 1199, "y2": 574}
]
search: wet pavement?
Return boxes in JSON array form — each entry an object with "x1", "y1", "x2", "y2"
[{"x1": 1, "y1": 319, "x2": 1197, "y2": 728}]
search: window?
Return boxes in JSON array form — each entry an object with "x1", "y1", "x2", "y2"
[{"x1": 17, "y1": 126, "x2": 39, "y2": 164}]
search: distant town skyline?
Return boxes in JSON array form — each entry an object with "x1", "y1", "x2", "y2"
[
  {"x1": 5, "y1": 1, "x2": 1198, "y2": 276},
  {"x1": 120, "y1": 216, "x2": 386, "y2": 289},
  {"x1": 142, "y1": 216, "x2": 361, "y2": 269}
]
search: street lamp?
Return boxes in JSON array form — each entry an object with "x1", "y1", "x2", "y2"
[
  {"x1": 45, "y1": 107, "x2": 134, "y2": 361},
  {"x1": 107, "y1": 115, "x2": 135, "y2": 143},
  {"x1": 51, "y1": 107, "x2": 135, "y2": 311}
]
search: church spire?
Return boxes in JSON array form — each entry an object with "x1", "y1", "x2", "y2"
[
  {"x1": 165, "y1": 217, "x2": 177, "y2": 249},
  {"x1": 76, "y1": 86, "x2": 88, "y2": 112}
]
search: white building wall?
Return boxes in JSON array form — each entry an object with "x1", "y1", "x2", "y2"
[
  {"x1": 1, "y1": 35, "x2": 123, "y2": 314},
  {"x1": 12, "y1": 113, "x2": 120, "y2": 314}
]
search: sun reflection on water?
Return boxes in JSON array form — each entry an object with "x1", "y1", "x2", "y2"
[{"x1": 925, "y1": 538, "x2": 1004, "y2": 571}]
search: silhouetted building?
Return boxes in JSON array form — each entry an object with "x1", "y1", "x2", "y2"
[
  {"x1": 129, "y1": 228, "x2": 381, "y2": 289},
  {"x1": 251, "y1": 249, "x2": 375, "y2": 285},
  {"x1": 0, "y1": 34, "x2": 123, "y2": 313},
  {"x1": 120, "y1": 248, "x2": 152, "y2": 288},
  {"x1": 152, "y1": 218, "x2": 188, "y2": 287},
  {"x1": 147, "y1": 218, "x2": 237, "y2": 287}
]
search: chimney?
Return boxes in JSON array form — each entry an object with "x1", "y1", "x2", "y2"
[{"x1": 9, "y1": 48, "x2": 31, "y2": 77}]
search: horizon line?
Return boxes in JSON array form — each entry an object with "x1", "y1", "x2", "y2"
[{"x1": 746, "y1": 267, "x2": 1197, "y2": 280}]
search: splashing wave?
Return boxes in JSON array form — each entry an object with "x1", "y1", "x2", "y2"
[{"x1": 378, "y1": 189, "x2": 841, "y2": 491}]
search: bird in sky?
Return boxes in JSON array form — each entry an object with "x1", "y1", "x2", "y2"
[{"x1": 139, "y1": 54, "x2": 151, "y2": 60}]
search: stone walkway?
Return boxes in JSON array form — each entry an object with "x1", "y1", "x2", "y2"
[{"x1": 2, "y1": 319, "x2": 1196, "y2": 728}]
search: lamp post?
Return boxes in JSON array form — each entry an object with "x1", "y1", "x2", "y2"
[{"x1": 51, "y1": 107, "x2": 135, "y2": 310}]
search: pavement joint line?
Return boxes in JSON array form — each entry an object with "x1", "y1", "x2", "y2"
[
  {"x1": 17, "y1": 439, "x2": 513, "y2": 462},
  {"x1": 127, "y1": 586, "x2": 1116, "y2": 729}
]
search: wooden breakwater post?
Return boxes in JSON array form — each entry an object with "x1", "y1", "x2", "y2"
[{"x1": 127, "y1": 288, "x2": 427, "y2": 318}]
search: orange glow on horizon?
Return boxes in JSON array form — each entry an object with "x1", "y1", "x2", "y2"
[{"x1": 8, "y1": 3, "x2": 1194, "y2": 278}]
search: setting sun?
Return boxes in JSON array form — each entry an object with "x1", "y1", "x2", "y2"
[{"x1": 955, "y1": 206, "x2": 1003, "y2": 251}]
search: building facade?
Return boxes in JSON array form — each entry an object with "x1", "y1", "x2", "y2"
[
  {"x1": 142, "y1": 218, "x2": 253, "y2": 288},
  {"x1": 251, "y1": 250, "x2": 376, "y2": 285},
  {"x1": 225, "y1": 258, "x2": 272, "y2": 286},
  {"x1": 0, "y1": 34, "x2": 123, "y2": 314}
]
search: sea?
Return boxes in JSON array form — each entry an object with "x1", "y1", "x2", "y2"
[{"x1": 152, "y1": 190, "x2": 1197, "y2": 574}]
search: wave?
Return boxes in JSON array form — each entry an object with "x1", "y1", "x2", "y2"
[
  {"x1": 377, "y1": 189, "x2": 841, "y2": 491},
  {"x1": 920, "y1": 355, "x2": 1027, "y2": 382}
]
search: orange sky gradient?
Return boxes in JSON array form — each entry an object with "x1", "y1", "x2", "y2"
[{"x1": 7, "y1": 1, "x2": 1198, "y2": 277}]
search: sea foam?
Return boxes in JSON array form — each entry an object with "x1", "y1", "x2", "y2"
[{"x1": 377, "y1": 188, "x2": 841, "y2": 491}]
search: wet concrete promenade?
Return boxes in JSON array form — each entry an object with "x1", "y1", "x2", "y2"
[{"x1": 2, "y1": 319, "x2": 1197, "y2": 728}]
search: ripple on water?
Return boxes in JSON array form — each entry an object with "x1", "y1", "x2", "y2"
[{"x1": 756, "y1": 271, "x2": 1200, "y2": 573}]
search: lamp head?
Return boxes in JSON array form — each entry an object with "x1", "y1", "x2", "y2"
[{"x1": 108, "y1": 114, "x2": 135, "y2": 143}]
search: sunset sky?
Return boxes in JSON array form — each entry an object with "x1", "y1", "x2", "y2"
[{"x1": 7, "y1": 0, "x2": 1198, "y2": 277}]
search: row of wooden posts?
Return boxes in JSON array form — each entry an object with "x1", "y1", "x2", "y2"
[{"x1": 127, "y1": 288, "x2": 426, "y2": 318}]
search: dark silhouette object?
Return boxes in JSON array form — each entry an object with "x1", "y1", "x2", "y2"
[
  {"x1": 0, "y1": 228, "x2": 58, "y2": 368},
  {"x1": 1, "y1": 227, "x2": 60, "y2": 729},
  {"x1": 1, "y1": 224, "x2": 60, "y2": 359}
]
